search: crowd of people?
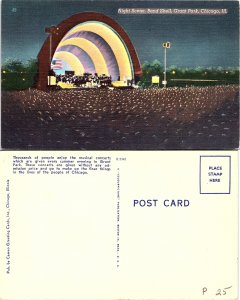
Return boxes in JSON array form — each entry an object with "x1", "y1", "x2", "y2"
[
  {"x1": 54, "y1": 72, "x2": 112, "y2": 87},
  {"x1": 2, "y1": 85, "x2": 239, "y2": 149}
]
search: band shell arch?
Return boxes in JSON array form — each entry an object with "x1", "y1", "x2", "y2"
[{"x1": 37, "y1": 12, "x2": 142, "y2": 90}]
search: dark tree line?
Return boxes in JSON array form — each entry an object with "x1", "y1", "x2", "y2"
[
  {"x1": 1, "y1": 58, "x2": 239, "y2": 90},
  {"x1": 1, "y1": 59, "x2": 38, "y2": 90},
  {"x1": 139, "y1": 59, "x2": 239, "y2": 87}
]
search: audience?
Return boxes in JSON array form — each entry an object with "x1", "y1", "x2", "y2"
[{"x1": 1, "y1": 85, "x2": 238, "y2": 149}]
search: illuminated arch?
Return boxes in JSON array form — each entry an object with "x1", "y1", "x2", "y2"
[
  {"x1": 62, "y1": 31, "x2": 120, "y2": 80},
  {"x1": 57, "y1": 37, "x2": 108, "y2": 75},
  {"x1": 57, "y1": 45, "x2": 96, "y2": 74},
  {"x1": 37, "y1": 12, "x2": 142, "y2": 90},
  {"x1": 53, "y1": 51, "x2": 85, "y2": 75},
  {"x1": 62, "y1": 22, "x2": 132, "y2": 79}
]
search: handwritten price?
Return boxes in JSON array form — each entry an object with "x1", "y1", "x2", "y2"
[{"x1": 202, "y1": 286, "x2": 232, "y2": 296}]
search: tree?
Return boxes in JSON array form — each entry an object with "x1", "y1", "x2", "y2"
[
  {"x1": 1, "y1": 58, "x2": 38, "y2": 90},
  {"x1": 139, "y1": 60, "x2": 163, "y2": 87},
  {"x1": 25, "y1": 59, "x2": 38, "y2": 87},
  {"x1": 3, "y1": 59, "x2": 25, "y2": 73}
]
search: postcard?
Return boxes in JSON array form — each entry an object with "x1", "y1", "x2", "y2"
[
  {"x1": 0, "y1": 150, "x2": 238, "y2": 299},
  {"x1": 1, "y1": 0, "x2": 239, "y2": 150},
  {"x1": 0, "y1": 1, "x2": 239, "y2": 299}
]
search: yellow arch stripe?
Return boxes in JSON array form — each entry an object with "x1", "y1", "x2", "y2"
[
  {"x1": 63, "y1": 22, "x2": 133, "y2": 80},
  {"x1": 58, "y1": 38, "x2": 108, "y2": 76},
  {"x1": 53, "y1": 51, "x2": 85, "y2": 75}
]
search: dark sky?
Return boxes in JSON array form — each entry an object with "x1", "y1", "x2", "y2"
[{"x1": 1, "y1": 0, "x2": 239, "y2": 68}]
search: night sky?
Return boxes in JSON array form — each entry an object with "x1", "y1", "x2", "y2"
[{"x1": 1, "y1": 0, "x2": 239, "y2": 68}]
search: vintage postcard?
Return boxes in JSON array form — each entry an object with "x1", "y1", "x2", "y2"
[
  {"x1": 0, "y1": 1, "x2": 239, "y2": 299},
  {"x1": 0, "y1": 150, "x2": 238, "y2": 299},
  {"x1": 1, "y1": 0, "x2": 239, "y2": 150}
]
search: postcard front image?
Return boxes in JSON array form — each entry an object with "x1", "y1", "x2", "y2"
[
  {"x1": 0, "y1": 1, "x2": 239, "y2": 300},
  {"x1": 1, "y1": 0, "x2": 239, "y2": 150}
]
